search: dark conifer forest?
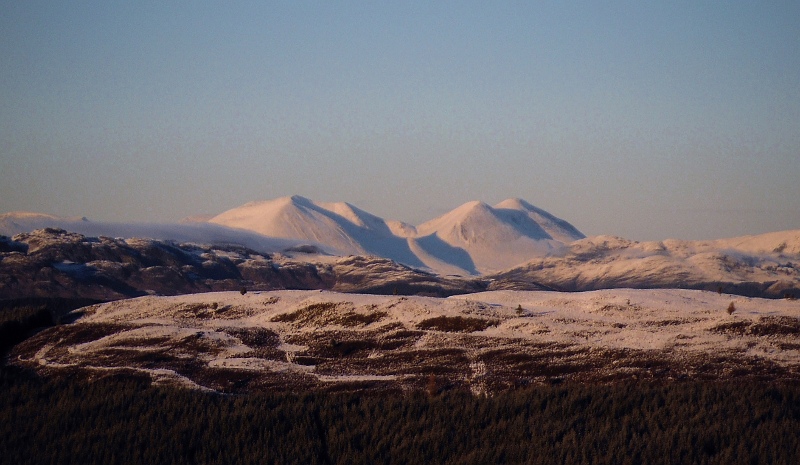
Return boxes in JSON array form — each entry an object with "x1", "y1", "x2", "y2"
[{"x1": 2, "y1": 365, "x2": 799, "y2": 465}]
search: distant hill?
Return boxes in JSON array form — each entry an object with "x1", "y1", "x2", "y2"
[
  {"x1": 0, "y1": 211, "x2": 308, "y2": 254},
  {"x1": 489, "y1": 232, "x2": 800, "y2": 298}
]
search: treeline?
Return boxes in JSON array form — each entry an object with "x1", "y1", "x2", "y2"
[{"x1": 2, "y1": 367, "x2": 799, "y2": 465}]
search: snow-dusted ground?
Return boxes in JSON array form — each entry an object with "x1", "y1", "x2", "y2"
[
  {"x1": 453, "y1": 289, "x2": 799, "y2": 357},
  {"x1": 13, "y1": 288, "x2": 800, "y2": 394}
]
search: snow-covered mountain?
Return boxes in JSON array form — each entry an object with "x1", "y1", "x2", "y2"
[
  {"x1": 207, "y1": 196, "x2": 430, "y2": 271},
  {"x1": 1, "y1": 197, "x2": 586, "y2": 276},
  {"x1": 414, "y1": 199, "x2": 585, "y2": 273},
  {"x1": 209, "y1": 196, "x2": 585, "y2": 274}
]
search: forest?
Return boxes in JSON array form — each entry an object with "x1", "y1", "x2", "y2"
[{"x1": 2, "y1": 365, "x2": 800, "y2": 465}]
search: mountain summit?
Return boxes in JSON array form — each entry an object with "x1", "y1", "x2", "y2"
[
  {"x1": 209, "y1": 196, "x2": 370, "y2": 255},
  {"x1": 209, "y1": 196, "x2": 585, "y2": 274},
  {"x1": 414, "y1": 199, "x2": 585, "y2": 272}
]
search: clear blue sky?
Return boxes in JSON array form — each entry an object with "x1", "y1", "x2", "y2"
[{"x1": 1, "y1": 1, "x2": 798, "y2": 241}]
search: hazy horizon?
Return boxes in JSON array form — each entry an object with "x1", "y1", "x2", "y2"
[{"x1": 2, "y1": 2, "x2": 799, "y2": 241}]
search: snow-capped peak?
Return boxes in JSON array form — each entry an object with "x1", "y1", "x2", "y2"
[
  {"x1": 205, "y1": 196, "x2": 585, "y2": 275},
  {"x1": 416, "y1": 200, "x2": 496, "y2": 238}
]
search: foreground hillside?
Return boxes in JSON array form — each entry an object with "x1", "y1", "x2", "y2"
[{"x1": 12, "y1": 288, "x2": 800, "y2": 394}]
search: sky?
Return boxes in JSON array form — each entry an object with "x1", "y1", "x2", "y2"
[{"x1": 1, "y1": 1, "x2": 799, "y2": 241}]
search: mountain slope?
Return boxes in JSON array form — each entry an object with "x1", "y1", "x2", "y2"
[
  {"x1": 208, "y1": 196, "x2": 428, "y2": 269},
  {"x1": 208, "y1": 196, "x2": 366, "y2": 255},
  {"x1": 494, "y1": 198, "x2": 586, "y2": 243}
]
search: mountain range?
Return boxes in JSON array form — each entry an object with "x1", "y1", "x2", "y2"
[{"x1": 2, "y1": 196, "x2": 799, "y2": 298}]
